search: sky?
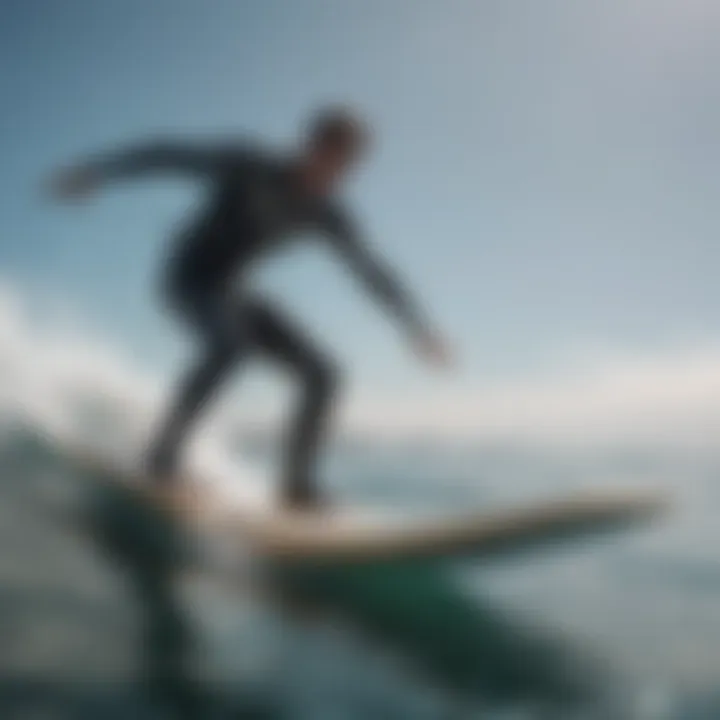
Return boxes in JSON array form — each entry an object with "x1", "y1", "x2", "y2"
[{"x1": 0, "y1": 0, "x2": 719, "y2": 449}]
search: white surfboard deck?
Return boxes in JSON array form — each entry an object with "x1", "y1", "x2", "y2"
[{"x1": 68, "y1": 448, "x2": 670, "y2": 564}]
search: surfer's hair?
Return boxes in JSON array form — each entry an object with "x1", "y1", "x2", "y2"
[{"x1": 307, "y1": 106, "x2": 370, "y2": 156}]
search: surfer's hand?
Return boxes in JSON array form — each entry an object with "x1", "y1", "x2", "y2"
[
  {"x1": 413, "y1": 329, "x2": 453, "y2": 369},
  {"x1": 46, "y1": 166, "x2": 99, "y2": 201}
]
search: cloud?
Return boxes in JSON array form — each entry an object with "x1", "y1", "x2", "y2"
[
  {"x1": 0, "y1": 282, "x2": 718, "y2": 456},
  {"x1": 347, "y1": 347, "x2": 720, "y2": 449}
]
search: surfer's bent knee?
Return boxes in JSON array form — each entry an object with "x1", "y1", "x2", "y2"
[{"x1": 303, "y1": 355, "x2": 341, "y2": 402}]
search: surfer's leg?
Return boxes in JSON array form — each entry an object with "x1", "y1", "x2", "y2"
[
  {"x1": 146, "y1": 345, "x2": 240, "y2": 481},
  {"x1": 248, "y1": 301, "x2": 339, "y2": 508},
  {"x1": 146, "y1": 289, "x2": 249, "y2": 483}
]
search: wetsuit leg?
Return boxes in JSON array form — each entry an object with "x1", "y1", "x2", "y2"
[
  {"x1": 146, "y1": 289, "x2": 249, "y2": 483},
  {"x1": 246, "y1": 300, "x2": 340, "y2": 509}
]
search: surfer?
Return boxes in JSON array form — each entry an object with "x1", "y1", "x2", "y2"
[{"x1": 48, "y1": 107, "x2": 450, "y2": 508}]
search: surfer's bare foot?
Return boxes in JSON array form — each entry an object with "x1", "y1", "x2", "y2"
[
  {"x1": 144, "y1": 478, "x2": 201, "y2": 514},
  {"x1": 142, "y1": 447, "x2": 201, "y2": 510},
  {"x1": 281, "y1": 481, "x2": 327, "y2": 512}
]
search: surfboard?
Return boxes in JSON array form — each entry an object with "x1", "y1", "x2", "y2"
[
  {"x1": 53, "y1": 443, "x2": 667, "y2": 702},
  {"x1": 64, "y1": 447, "x2": 669, "y2": 565}
]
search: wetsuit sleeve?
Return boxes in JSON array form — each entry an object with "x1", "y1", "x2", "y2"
[
  {"x1": 323, "y1": 205, "x2": 428, "y2": 340},
  {"x1": 76, "y1": 139, "x2": 253, "y2": 183}
]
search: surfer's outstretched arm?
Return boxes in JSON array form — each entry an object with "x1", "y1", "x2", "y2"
[
  {"x1": 324, "y1": 207, "x2": 451, "y2": 366},
  {"x1": 47, "y1": 139, "x2": 248, "y2": 198}
]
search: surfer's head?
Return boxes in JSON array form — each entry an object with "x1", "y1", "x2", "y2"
[{"x1": 299, "y1": 106, "x2": 370, "y2": 194}]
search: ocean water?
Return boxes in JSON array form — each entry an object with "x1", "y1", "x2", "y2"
[{"x1": 2, "y1": 426, "x2": 720, "y2": 719}]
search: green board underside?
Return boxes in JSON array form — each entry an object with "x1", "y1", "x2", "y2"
[
  {"x1": 269, "y1": 560, "x2": 588, "y2": 701},
  {"x1": 82, "y1": 469, "x2": 591, "y2": 701}
]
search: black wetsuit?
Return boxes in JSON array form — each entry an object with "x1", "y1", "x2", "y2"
[{"x1": 83, "y1": 139, "x2": 425, "y2": 506}]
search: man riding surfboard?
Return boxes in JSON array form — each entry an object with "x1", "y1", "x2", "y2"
[{"x1": 48, "y1": 107, "x2": 451, "y2": 508}]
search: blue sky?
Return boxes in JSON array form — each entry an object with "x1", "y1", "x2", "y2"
[{"x1": 0, "y1": 0, "x2": 718, "y2": 401}]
